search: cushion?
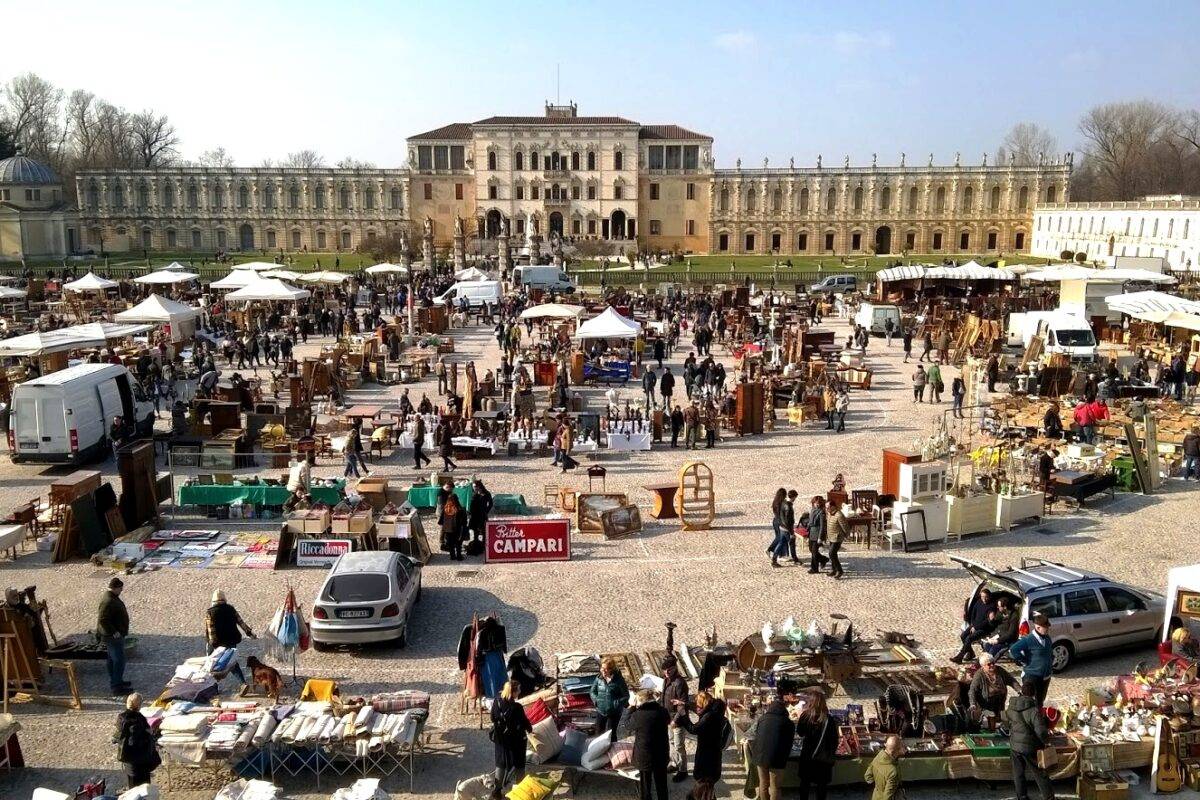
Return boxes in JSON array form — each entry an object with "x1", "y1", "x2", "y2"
[
  {"x1": 581, "y1": 748, "x2": 610, "y2": 771},
  {"x1": 609, "y1": 739, "x2": 635, "y2": 769},
  {"x1": 558, "y1": 727, "x2": 587, "y2": 766},
  {"x1": 525, "y1": 699, "x2": 551, "y2": 726},
  {"x1": 583, "y1": 733, "x2": 611, "y2": 763},
  {"x1": 507, "y1": 775, "x2": 556, "y2": 800},
  {"x1": 526, "y1": 716, "x2": 561, "y2": 765}
]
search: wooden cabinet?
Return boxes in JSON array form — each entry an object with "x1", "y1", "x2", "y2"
[
  {"x1": 946, "y1": 493, "x2": 997, "y2": 536},
  {"x1": 735, "y1": 382, "x2": 764, "y2": 435},
  {"x1": 898, "y1": 460, "x2": 948, "y2": 502},
  {"x1": 882, "y1": 447, "x2": 922, "y2": 499},
  {"x1": 996, "y1": 492, "x2": 1044, "y2": 530}
]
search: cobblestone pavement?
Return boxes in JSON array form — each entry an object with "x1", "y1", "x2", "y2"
[{"x1": 3, "y1": 315, "x2": 1197, "y2": 799}]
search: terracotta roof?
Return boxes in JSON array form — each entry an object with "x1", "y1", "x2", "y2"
[
  {"x1": 473, "y1": 115, "x2": 638, "y2": 126},
  {"x1": 639, "y1": 124, "x2": 711, "y2": 141},
  {"x1": 408, "y1": 123, "x2": 472, "y2": 141}
]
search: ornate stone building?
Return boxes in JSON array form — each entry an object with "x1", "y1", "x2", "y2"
[
  {"x1": 1032, "y1": 195, "x2": 1200, "y2": 271},
  {"x1": 0, "y1": 152, "x2": 81, "y2": 259},
  {"x1": 75, "y1": 104, "x2": 1071, "y2": 258},
  {"x1": 75, "y1": 166, "x2": 408, "y2": 253},
  {"x1": 709, "y1": 154, "x2": 1071, "y2": 256}
]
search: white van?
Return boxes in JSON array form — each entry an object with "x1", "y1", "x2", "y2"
[
  {"x1": 1005, "y1": 311, "x2": 1098, "y2": 362},
  {"x1": 9, "y1": 363, "x2": 155, "y2": 464},
  {"x1": 433, "y1": 280, "x2": 503, "y2": 309},
  {"x1": 854, "y1": 303, "x2": 901, "y2": 335},
  {"x1": 513, "y1": 265, "x2": 575, "y2": 293}
]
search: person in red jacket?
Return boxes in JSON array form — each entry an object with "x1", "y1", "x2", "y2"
[{"x1": 1073, "y1": 400, "x2": 1096, "y2": 444}]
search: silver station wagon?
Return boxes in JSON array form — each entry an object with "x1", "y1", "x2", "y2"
[{"x1": 311, "y1": 551, "x2": 422, "y2": 650}]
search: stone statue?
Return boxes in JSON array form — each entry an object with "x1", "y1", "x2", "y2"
[
  {"x1": 423, "y1": 216, "x2": 433, "y2": 236},
  {"x1": 955, "y1": 152, "x2": 961, "y2": 166},
  {"x1": 1038, "y1": 151, "x2": 1044, "y2": 165},
  {"x1": 982, "y1": 153, "x2": 987, "y2": 166},
  {"x1": 928, "y1": 153, "x2": 934, "y2": 166},
  {"x1": 816, "y1": 154, "x2": 822, "y2": 169},
  {"x1": 763, "y1": 157, "x2": 768, "y2": 169},
  {"x1": 872, "y1": 153, "x2": 877, "y2": 167},
  {"x1": 1009, "y1": 152, "x2": 1016, "y2": 166},
  {"x1": 789, "y1": 157, "x2": 794, "y2": 169},
  {"x1": 844, "y1": 155, "x2": 849, "y2": 168},
  {"x1": 736, "y1": 158, "x2": 741, "y2": 170},
  {"x1": 454, "y1": 216, "x2": 463, "y2": 236},
  {"x1": 900, "y1": 152, "x2": 906, "y2": 167}
]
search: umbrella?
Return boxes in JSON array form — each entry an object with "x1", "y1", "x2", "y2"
[
  {"x1": 160, "y1": 261, "x2": 191, "y2": 271},
  {"x1": 262, "y1": 269, "x2": 302, "y2": 281},
  {"x1": 297, "y1": 270, "x2": 352, "y2": 284},
  {"x1": 519, "y1": 303, "x2": 584, "y2": 320},
  {"x1": 365, "y1": 262, "x2": 408, "y2": 275},
  {"x1": 268, "y1": 587, "x2": 310, "y2": 683}
]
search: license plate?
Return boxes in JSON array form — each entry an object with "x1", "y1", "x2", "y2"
[
  {"x1": 337, "y1": 609, "x2": 371, "y2": 619},
  {"x1": 18, "y1": 442, "x2": 38, "y2": 449}
]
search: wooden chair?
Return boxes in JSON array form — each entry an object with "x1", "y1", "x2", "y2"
[{"x1": 587, "y1": 466, "x2": 607, "y2": 492}]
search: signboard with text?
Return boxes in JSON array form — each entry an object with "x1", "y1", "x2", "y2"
[
  {"x1": 295, "y1": 538, "x2": 352, "y2": 568},
  {"x1": 485, "y1": 517, "x2": 571, "y2": 564}
]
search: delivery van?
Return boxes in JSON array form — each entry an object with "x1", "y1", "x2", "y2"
[
  {"x1": 9, "y1": 363, "x2": 155, "y2": 464},
  {"x1": 513, "y1": 265, "x2": 575, "y2": 293},
  {"x1": 433, "y1": 280, "x2": 502, "y2": 309},
  {"x1": 1005, "y1": 311, "x2": 1098, "y2": 362},
  {"x1": 854, "y1": 303, "x2": 901, "y2": 335}
]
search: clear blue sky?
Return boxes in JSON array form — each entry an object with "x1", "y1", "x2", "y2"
[{"x1": 8, "y1": 0, "x2": 1199, "y2": 168}]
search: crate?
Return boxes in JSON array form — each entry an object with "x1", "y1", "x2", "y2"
[
  {"x1": 348, "y1": 511, "x2": 373, "y2": 533},
  {"x1": 1077, "y1": 773, "x2": 1128, "y2": 800},
  {"x1": 962, "y1": 733, "x2": 1011, "y2": 758},
  {"x1": 304, "y1": 509, "x2": 331, "y2": 534}
]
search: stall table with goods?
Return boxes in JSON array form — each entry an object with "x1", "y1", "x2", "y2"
[
  {"x1": 406, "y1": 482, "x2": 472, "y2": 511},
  {"x1": 178, "y1": 478, "x2": 345, "y2": 509}
]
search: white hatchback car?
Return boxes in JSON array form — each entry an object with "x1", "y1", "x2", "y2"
[{"x1": 311, "y1": 551, "x2": 422, "y2": 650}]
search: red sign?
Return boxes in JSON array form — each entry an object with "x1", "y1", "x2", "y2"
[{"x1": 485, "y1": 517, "x2": 571, "y2": 564}]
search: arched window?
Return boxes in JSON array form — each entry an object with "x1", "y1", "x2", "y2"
[
  {"x1": 853, "y1": 186, "x2": 863, "y2": 211},
  {"x1": 880, "y1": 186, "x2": 891, "y2": 211},
  {"x1": 772, "y1": 188, "x2": 782, "y2": 212},
  {"x1": 799, "y1": 187, "x2": 809, "y2": 213},
  {"x1": 515, "y1": 151, "x2": 524, "y2": 171},
  {"x1": 990, "y1": 185, "x2": 1001, "y2": 211},
  {"x1": 908, "y1": 186, "x2": 918, "y2": 212},
  {"x1": 935, "y1": 186, "x2": 946, "y2": 212},
  {"x1": 1017, "y1": 186, "x2": 1029, "y2": 210},
  {"x1": 613, "y1": 181, "x2": 624, "y2": 200},
  {"x1": 487, "y1": 151, "x2": 497, "y2": 170},
  {"x1": 746, "y1": 188, "x2": 756, "y2": 212},
  {"x1": 571, "y1": 151, "x2": 579, "y2": 171},
  {"x1": 530, "y1": 150, "x2": 540, "y2": 170},
  {"x1": 826, "y1": 188, "x2": 837, "y2": 213},
  {"x1": 719, "y1": 187, "x2": 729, "y2": 212},
  {"x1": 87, "y1": 182, "x2": 99, "y2": 209},
  {"x1": 1168, "y1": 218, "x2": 1174, "y2": 237},
  {"x1": 212, "y1": 186, "x2": 223, "y2": 208},
  {"x1": 187, "y1": 184, "x2": 197, "y2": 209},
  {"x1": 614, "y1": 149, "x2": 623, "y2": 170},
  {"x1": 1046, "y1": 185, "x2": 1057, "y2": 203},
  {"x1": 586, "y1": 150, "x2": 596, "y2": 171},
  {"x1": 962, "y1": 185, "x2": 973, "y2": 212},
  {"x1": 289, "y1": 185, "x2": 300, "y2": 209},
  {"x1": 137, "y1": 183, "x2": 149, "y2": 209},
  {"x1": 163, "y1": 184, "x2": 174, "y2": 209},
  {"x1": 238, "y1": 185, "x2": 249, "y2": 208}
]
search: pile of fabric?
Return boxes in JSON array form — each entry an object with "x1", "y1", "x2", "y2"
[{"x1": 269, "y1": 700, "x2": 426, "y2": 756}]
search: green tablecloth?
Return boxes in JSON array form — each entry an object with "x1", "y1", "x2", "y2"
[
  {"x1": 180, "y1": 480, "x2": 345, "y2": 507},
  {"x1": 407, "y1": 484, "x2": 472, "y2": 510},
  {"x1": 493, "y1": 494, "x2": 530, "y2": 514}
]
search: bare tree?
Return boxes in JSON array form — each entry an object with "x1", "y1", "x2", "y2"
[
  {"x1": 3, "y1": 72, "x2": 64, "y2": 164},
  {"x1": 129, "y1": 110, "x2": 179, "y2": 167},
  {"x1": 65, "y1": 90, "x2": 100, "y2": 166},
  {"x1": 197, "y1": 147, "x2": 235, "y2": 167},
  {"x1": 281, "y1": 150, "x2": 325, "y2": 168},
  {"x1": 335, "y1": 156, "x2": 376, "y2": 169},
  {"x1": 1078, "y1": 100, "x2": 1178, "y2": 199},
  {"x1": 995, "y1": 122, "x2": 1059, "y2": 166}
]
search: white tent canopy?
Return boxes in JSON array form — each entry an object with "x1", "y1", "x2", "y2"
[
  {"x1": 876, "y1": 265, "x2": 929, "y2": 282},
  {"x1": 262, "y1": 269, "x2": 302, "y2": 281},
  {"x1": 63, "y1": 271, "x2": 118, "y2": 292},
  {"x1": 230, "y1": 261, "x2": 278, "y2": 271},
  {"x1": 519, "y1": 303, "x2": 584, "y2": 320},
  {"x1": 0, "y1": 322, "x2": 153, "y2": 357},
  {"x1": 365, "y1": 263, "x2": 408, "y2": 275},
  {"x1": 210, "y1": 271, "x2": 265, "y2": 289},
  {"x1": 455, "y1": 266, "x2": 490, "y2": 281},
  {"x1": 0, "y1": 285, "x2": 26, "y2": 300},
  {"x1": 575, "y1": 307, "x2": 641, "y2": 339},
  {"x1": 224, "y1": 278, "x2": 310, "y2": 302},
  {"x1": 877, "y1": 263, "x2": 1016, "y2": 282},
  {"x1": 134, "y1": 269, "x2": 199, "y2": 285},
  {"x1": 1024, "y1": 266, "x2": 1177, "y2": 284},
  {"x1": 297, "y1": 270, "x2": 352, "y2": 284},
  {"x1": 1104, "y1": 290, "x2": 1200, "y2": 323},
  {"x1": 0, "y1": 274, "x2": 24, "y2": 283},
  {"x1": 115, "y1": 294, "x2": 201, "y2": 323},
  {"x1": 161, "y1": 261, "x2": 191, "y2": 271},
  {"x1": 1164, "y1": 312, "x2": 1200, "y2": 332}
]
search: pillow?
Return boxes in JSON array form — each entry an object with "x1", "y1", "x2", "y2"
[
  {"x1": 558, "y1": 727, "x2": 587, "y2": 766},
  {"x1": 583, "y1": 733, "x2": 611, "y2": 763},
  {"x1": 581, "y1": 748, "x2": 609, "y2": 771},
  {"x1": 527, "y1": 716, "x2": 561, "y2": 765},
  {"x1": 507, "y1": 775, "x2": 556, "y2": 800},
  {"x1": 525, "y1": 699, "x2": 551, "y2": 726},
  {"x1": 609, "y1": 739, "x2": 635, "y2": 769}
]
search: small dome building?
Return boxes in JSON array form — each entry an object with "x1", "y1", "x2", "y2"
[{"x1": 0, "y1": 150, "x2": 81, "y2": 259}]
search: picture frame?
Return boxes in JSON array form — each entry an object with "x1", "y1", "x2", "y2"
[
  {"x1": 899, "y1": 509, "x2": 929, "y2": 552},
  {"x1": 1177, "y1": 590, "x2": 1200, "y2": 618}
]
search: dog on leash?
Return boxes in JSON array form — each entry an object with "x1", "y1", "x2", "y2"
[{"x1": 245, "y1": 656, "x2": 284, "y2": 699}]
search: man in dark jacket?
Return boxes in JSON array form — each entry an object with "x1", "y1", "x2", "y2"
[
  {"x1": 952, "y1": 587, "x2": 997, "y2": 663},
  {"x1": 1009, "y1": 613, "x2": 1054, "y2": 706},
  {"x1": 1004, "y1": 682, "x2": 1055, "y2": 800},
  {"x1": 669, "y1": 405, "x2": 684, "y2": 448},
  {"x1": 750, "y1": 682, "x2": 796, "y2": 800},
  {"x1": 659, "y1": 367, "x2": 675, "y2": 409},
  {"x1": 629, "y1": 689, "x2": 671, "y2": 800},
  {"x1": 468, "y1": 479, "x2": 494, "y2": 546},
  {"x1": 661, "y1": 656, "x2": 691, "y2": 781},
  {"x1": 643, "y1": 366, "x2": 659, "y2": 410},
  {"x1": 98, "y1": 577, "x2": 132, "y2": 695}
]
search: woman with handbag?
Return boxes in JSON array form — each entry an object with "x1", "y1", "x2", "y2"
[
  {"x1": 795, "y1": 690, "x2": 837, "y2": 800},
  {"x1": 677, "y1": 690, "x2": 730, "y2": 800},
  {"x1": 113, "y1": 693, "x2": 161, "y2": 789},
  {"x1": 490, "y1": 679, "x2": 533, "y2": 799}
]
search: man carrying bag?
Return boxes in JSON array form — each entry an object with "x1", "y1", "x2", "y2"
[{"x1": 1004, "y1": 682, "x2": 1056, "y2": 800}]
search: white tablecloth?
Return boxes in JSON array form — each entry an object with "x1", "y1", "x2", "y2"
[
  {"x1": 452, "y1": 436, "x2": 498, "y2": 454},
  {"x1": 0, "y1": 524, "x2": 23, "y2": 553},
  {"x1": 604, "y1": 432, "x2": 652, "y2": 451}
]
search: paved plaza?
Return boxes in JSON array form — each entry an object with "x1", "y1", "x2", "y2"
[{"x1": 4, "y1": 314, "x2": 1198, "y2": 799}]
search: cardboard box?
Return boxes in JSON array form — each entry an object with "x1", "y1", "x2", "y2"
[
  {"x1": 331, "y1": 514, "x2": 351, "y2": 534},
  {"x1": 1077, "y1": 774, "x2": 1128, "y2": 800},
  {"x1": 377, "y1": 514, "x2": 399, "y2": 537},
  {"x1": 285, "y1": 512, "x2": 307, "y2": 534},
  {"x1": 349, "y1": 511, "x2": 373, "y2": 533},
  {"x1": 357, "y1": 478, "x2": 390, "y2": 512},
  {"x1": 305, "y1": 509, "x2": 330, "y2": 534}
]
